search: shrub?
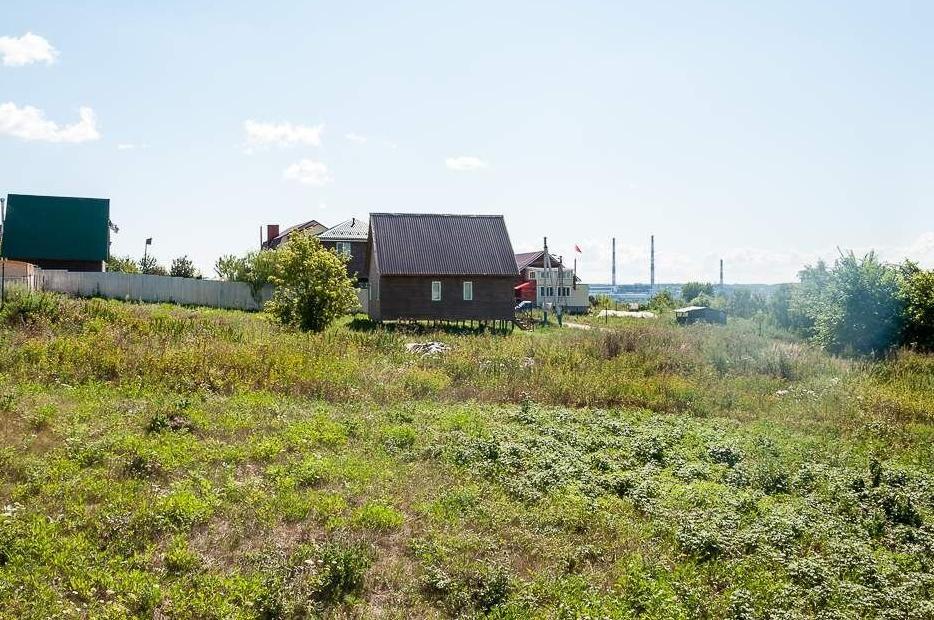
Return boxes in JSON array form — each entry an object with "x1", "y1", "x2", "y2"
[
  {"x1": 257, "y1": 541, "x2": 373, "y2": 615},
  {"x1": 265, "y1": 232, "x2": 358, "y2": 332},
  {"x1": 169, "y1": 255, "x2": 201, "y2": 279},
  {"x1": 164, "y1": 535, "x2": 201, "y2": 574}
]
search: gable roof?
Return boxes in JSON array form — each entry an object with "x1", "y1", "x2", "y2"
[
  {"x1": 370, "y1": 213, "x2": 518, "y2": 276},
  {"x1": 515, "y1": 251, "x2": 543, "y2": 271},
  {"x1": 318, "y1": 217, "x2": 369, "y2": 241},
  {"x1": 515, "y1": 250, "x2": 566, "y2": 271},
  {"x1": 263, "y1": 219, "x2": 328, "y2": 250}
]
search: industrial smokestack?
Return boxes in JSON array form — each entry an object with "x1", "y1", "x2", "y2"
[
  {"x1": 611, "y1": 237, "x2": 616, "y2": 286},
  {"x1": 650, "y1": 235, "x2": 655, "y2": 288},
  {"x1": 720, "y1": 259, "x2": 724, "y2": 288}
]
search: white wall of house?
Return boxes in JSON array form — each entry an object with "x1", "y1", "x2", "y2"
[{"x1": 527, "y1": 267, "x2": 590, "y2": 312}]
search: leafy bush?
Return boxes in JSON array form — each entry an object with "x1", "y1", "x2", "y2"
[
  {"x1": 169, "y1": 255, "x2": 201, "y2": 279},
  {"x1": 265, "y1": 232, "x2": 358, "y2": 332},
  {"x1": 257, "y1": 541, "x2": 373, "y2": 615},
  {"x1": 899, "y1": 261, "x2": 934, "y2": 351},
  {"x1": 106, "y1": 254, "x2": 140, "y2": 273}
]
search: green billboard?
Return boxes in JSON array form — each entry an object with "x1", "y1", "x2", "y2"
[{"x1": 1, "y1": 194, "x2": 110, "y2": 261}]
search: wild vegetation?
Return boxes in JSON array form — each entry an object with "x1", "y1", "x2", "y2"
[{"x1": 0, "y1": 291, "x2": 931, "y2": 618}]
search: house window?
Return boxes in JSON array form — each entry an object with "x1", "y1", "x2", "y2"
[
  {"x1": 431, "y1": 281, "x2": 441, "y2": 301},
  {"x1": 529, "y1": 271, "x2": 536, "y2": 280},
  {"x1": 335, "y1": 242, "x2": 352, "y2": 257},
  {"x1": 463, "y1": 281, "x2": 473, "y2": 301}
]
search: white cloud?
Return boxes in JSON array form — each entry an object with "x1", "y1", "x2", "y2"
[
  {"x1": 445, "y1": 156, "x2": 488, "y2": 171},
  {"x1": 0, "y1": 103, "x2": 100, "y2": 143},
  {"x1": 0, "y1": 32, "x2": 58, "y2": 67},
  {"x1": 116, "y1": 143, "x2": 148, "y2": 151},
  {"x1": 283, "y1": 159, "x2": 333, "y2": 186},
  {"x1": 345, "y1": 132, "x2": 367, "y2": 144},
  {"x1": 244, "y1": 120, "x2": 323, "y2": 149}
]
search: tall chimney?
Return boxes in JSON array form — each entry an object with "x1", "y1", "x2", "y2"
[
  {"x1": 720, "y1": 259, "x2": 724, "y2": 288},
  {"x1": 650, "y1": 235, "x2": 655, "y2": 288},
  {"x1": 611, "y1": 237, "x2": 616, "y2": 286}
]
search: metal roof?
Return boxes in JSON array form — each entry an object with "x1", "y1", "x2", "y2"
[
  {"x1": 318, "y1": 217, "x2": 369, "y2": 241},
  {"x1": 371, "y1": 213, "x2": 518, "y2": 276},
  {"x1": 269, "y1": 219, "x2": 328, "y2": 246},
  {"x1": 515, "y1": 250, "x2": 566, "y2": 271},
  {"x1": 675, "y1": 306, "x2": 709, "y2": 312}
]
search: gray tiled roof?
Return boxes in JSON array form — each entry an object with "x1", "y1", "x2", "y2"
[
  {"x1": 318, "y1": 217, "x2": 369, "y2": 241},
  {"x1": 371, "y1": 213, "x2": 518, "y2": 276}
]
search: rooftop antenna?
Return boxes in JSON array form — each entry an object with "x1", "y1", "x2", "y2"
[{"x1": 650, "y1": 235, "x2": 655, "y2": 289}]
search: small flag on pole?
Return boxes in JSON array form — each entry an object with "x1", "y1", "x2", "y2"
[
  {"x1": 145, "y1": 238, "x2": 152, "y2": 245},
  {"x1": 574, "y1": 244, "x2": 582, "y2": 253}
]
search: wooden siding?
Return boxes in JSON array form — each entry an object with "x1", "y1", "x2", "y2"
[
  {"x1": 370, "y1": 275, "x2": 514, "y2": 321},
  {"x1": 320, "y1": 239, "x2": 368, "y2": 282}
]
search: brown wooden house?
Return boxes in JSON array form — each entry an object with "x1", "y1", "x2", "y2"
[
  {"x1": 366, "y1": 213, "x2": 518, "y2": 323},
  {"x1": 317, "y1": 217, "x2": 369, "y2": 282}
]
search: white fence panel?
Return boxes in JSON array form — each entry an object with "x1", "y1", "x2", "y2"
[{"x1": 40, "y1": 270, "x2": 274, "y2": 311}]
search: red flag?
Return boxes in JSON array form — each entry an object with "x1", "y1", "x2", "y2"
[{"x1": 574, "y1": 244, "x2": 582, "y2": 253}]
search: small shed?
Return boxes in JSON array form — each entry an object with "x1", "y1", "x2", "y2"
[
  {"x1": 366, "y1": 213, "x2": 518, "y2": 323},
  {"x1": 675, "y1": 305, "x2": 727, "y2": 325}
]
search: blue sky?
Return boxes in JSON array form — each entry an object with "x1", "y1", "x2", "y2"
[{"x1": 2, "y1": 1, "x2": 933, "y2": 283}]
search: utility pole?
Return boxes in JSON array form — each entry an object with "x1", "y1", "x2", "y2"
[
  {"x1": 143, "y1": 237, "x2": 152, "y2": 273},
  {"x1": 720, "y1": 259, "x2": 724, "y2": 289},
  {"x1": 542, "y1": 237, "x2": 550, "y2": 325},
  {"x1": 611, "y1": 237, "x2": 616, "y2": 287}
]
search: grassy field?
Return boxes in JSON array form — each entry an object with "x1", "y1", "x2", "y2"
[{"x1": 0, "y1": 292, "x2": 931, "y2": 619}]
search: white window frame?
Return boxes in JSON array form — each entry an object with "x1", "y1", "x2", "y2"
[
  {"x1": 463, "y1": 281, "x2": 473, "y2": 301},
  {"x1": 335, "y1": 241, "x2": 352, "y2": 257},
  {"x1": 431, "y1": 281, "x2": 441, "y2": 301}
]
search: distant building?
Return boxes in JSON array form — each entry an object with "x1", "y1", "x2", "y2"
[
  {"x1": 366, "y1": 213, "x2": 518, "y2": 323},
  {"x1": 1, "y1": 194, "x2": 109, "y2": 272},
  {"x1": 317, "y1": 218, "x2": 369, "y2": 282},
  {"x1": 675, "y1": 306, "x2": 727, "y2": 325},
  {"x1": 514, "y1": 250, "x2": 589, "y2": 314},
  {"x1": 261, "y1": 220, "x2": 328, "y2": 250}
]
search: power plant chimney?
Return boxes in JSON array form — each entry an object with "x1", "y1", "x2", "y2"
[
  {"x1": 650, "y1": 235, "x2": 655, "y2": 289},
  {"x1": 611, "y1": 237, "x2": 616, "y2": 286}
]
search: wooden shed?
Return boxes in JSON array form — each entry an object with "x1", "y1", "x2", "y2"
[
  {"x1": 365, "y1": 213, "x2": 518, "y2": 323},
  {"x1": 675, "y1": 305, "x2": 727, "y2": 325}
]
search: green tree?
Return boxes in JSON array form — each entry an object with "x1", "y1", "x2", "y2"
[
  {"x1": 106, "y1": 255, "x2": 139, "y2": 274},
  {"x1": 648, "y1": 290, "x2": 675, "y2": 313},
  {"x1": 727, "y1": 288, "x2": 766, "y2": 318},
  {"x1": 139, "y1": 255, "x2": 167, "y2": 276},
  {"x1": 898, "y1": 261, "x2": 934, "y2": 351},
  {"x1": 681, "y1": 282, "x2": 714, "y2": 304},
  {"x1": 265, "y1": 232, "x2": 357, "y2": 332},
  {"x1": 169, "y1": 255, "x2": 201, "y2": 279},
  {"x1": 811, "y1": 251, "x2": 902, "y2": 357}
]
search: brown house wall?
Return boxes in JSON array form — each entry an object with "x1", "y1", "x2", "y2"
[
  {"x1": 371, "y1": 275, "x2": 514, "y2": 321},
  {"x1": 320, "y1": 240, "x2": 368, "y2": 282}
]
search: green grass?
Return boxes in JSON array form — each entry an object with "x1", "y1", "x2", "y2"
[{"x1": 0, "y1": 293, "x2": 931, "y2": 618}]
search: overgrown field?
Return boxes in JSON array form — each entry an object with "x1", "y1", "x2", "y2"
[{"x1": 0, "y1": 293, "x2": 932, "y2": 618}]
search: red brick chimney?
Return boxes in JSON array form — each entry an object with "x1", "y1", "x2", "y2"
[{"x1": 266, "y1": 224, "x2": 280, "y2": 243}]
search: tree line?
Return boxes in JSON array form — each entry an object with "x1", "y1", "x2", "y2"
[{"x1": 656, "y1": 251, "x2": 934, "y2": 357}]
